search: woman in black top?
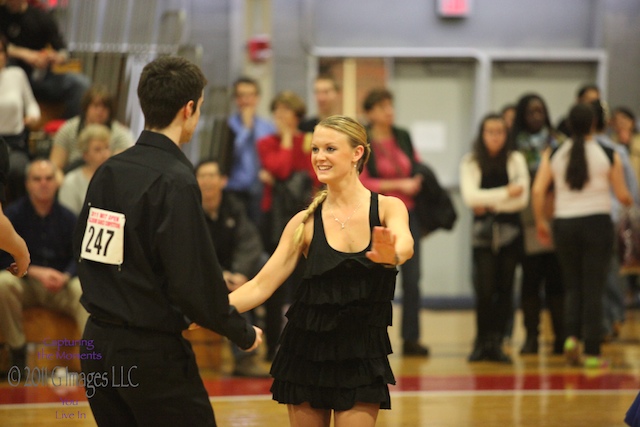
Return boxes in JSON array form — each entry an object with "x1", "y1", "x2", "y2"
[{"x1": 230, "y1": 115, "x2": 414, "y2": 426}]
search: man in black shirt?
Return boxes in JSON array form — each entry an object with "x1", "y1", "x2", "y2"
[{"x1": 74, "y1": 56, "x2": 262, "y2": 426}]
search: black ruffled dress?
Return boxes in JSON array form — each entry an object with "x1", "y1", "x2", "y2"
[{"x1": 270, "y1": 192, "x2": 398, "y2": 410}]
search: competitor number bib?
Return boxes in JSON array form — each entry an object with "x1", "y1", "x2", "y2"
[{"x1": 80, "y1": 207, "x2": 126, "y2": 265}]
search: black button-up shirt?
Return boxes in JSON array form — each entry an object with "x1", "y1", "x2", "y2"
[{"x1": 74, "y1": 131, "x2": 255, "y2": 349}]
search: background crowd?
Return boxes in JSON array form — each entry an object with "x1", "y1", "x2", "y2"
[{"x1": 1, "y1": 0, "x2": 640, "y2": 377}]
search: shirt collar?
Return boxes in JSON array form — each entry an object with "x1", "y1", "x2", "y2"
[{"x1": 136, "y1": 130, "x2": 194, "y2": 171}]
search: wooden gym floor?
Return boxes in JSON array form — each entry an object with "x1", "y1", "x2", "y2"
[{"x1": 1, "y1": 306, "x2": 639, "y2": 426}]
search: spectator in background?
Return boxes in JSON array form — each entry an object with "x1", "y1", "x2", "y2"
[
  {"x1": 50, "y1": 84, "x2": 133, "y2": 179},
  {"x1": 610, "y1": 106, "x2": 640, "y2": 182},
  {"x1": 299, "y1": 73, "x2": 341, "y2": 133},
  {"x1": 590, "y1": 100, "x2": 640, "y2": 340},
  {"x1": 501, "y1": 104, "x2": 517, "y2": 133},
  {"x1": 512, "y1": 93, "x2": 566, "y2": 355},
  {"x1": 533, "y1": 103, "x2": 632, "y2": 368},
  {"x1": 0, "y1": 0, "x2": 90, "y2": 120},
  {"x1": 226, "y1": 77, "x2": 276, "y2": 226},
  {"x1": 461, "y1": 113, "x2": 529, "y2": 363},
  {"x1": 0, "y1": 159, "x2": 88, "y2": 373},
  {"x1": 360, "y1": 87, "x2": 429, "y2": 357},
  {"x1": 257, "y1": 90, "x2": 319, "y2": 360},
  {"x1": 609, "y1": 106, "x2": 640, "y2": 310},
  {"x1": 556, "y1": 84, "x2": 600, "y2": 138},
  {"x1": 196, "y1": 158, "x2": 270, "y2": 377},
  {"x1": 57, "y1": 124, "x2": 110, "y2": 215},
  {"x1": 0, "y1": 35, "x2": 40, "y2": 203}
]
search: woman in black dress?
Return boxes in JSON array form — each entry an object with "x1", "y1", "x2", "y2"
[{"x1": 229, "y1": 115, "x2": 414, "y2": 426}]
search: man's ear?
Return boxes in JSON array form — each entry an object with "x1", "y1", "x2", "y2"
[{"x1": 184, "y1": 100, "x2": 195, "y2": 118}]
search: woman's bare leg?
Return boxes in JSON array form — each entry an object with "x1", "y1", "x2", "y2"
[
  {"x1": 334, "y1": 402, "x2": 380, "y2": 427},
  {"x1": 288, "y1": 402, "x2": 331, "y2": 427}
]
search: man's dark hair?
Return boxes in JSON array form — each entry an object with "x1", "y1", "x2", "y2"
[
  {"x1": 195, "y1": 157, "x2": 228, "y2": 177},
  {"x1": 232, "y1": 76, "x2": 260, "y2": 96},
  {"x1": 138, "y1": 56, "x2": 207, "y2": 130},
  {"x1": 577, "y1": 84, "x2": 599, "y2": 100},
  {"x1": 316, "y1": 73, "x2": 340, "y2": 92}
]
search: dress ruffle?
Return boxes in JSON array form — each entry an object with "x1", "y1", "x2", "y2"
[
  {"x1": 273, "y1": 322, "x2": 393, "y2": 361},
  {"x1": 285, "y1": 300, "x2": 393, "y2": 332},
  {"x1": 295, "y1": 261, "x2": 397, "y2": 306},
  {"x1": 271, "y1": 379, "x2": 392, "y2": 411}
]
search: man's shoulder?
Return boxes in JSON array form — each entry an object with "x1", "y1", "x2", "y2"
[
  {"x1": 4, "y1": 197, "x2": 27, "y2": 218},
  {"x1": 221, "y1": 192, "x2": 247, "y2": 217},
  {"x1": 101, "y1": 143, "x2": 195, "y2": 189},
  {"x1": 53, "y1": 201, "x2": 77, "y2": 221}
]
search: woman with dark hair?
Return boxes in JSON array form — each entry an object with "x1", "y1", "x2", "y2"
[
  {"x1": 532, "y1": 103, "x2": 632, "y2": 368},
  {"x1": 50, "y1": 84, "x2": 134, "y2": 176},
  {"x1": 359, "y1": 87, "x2": 429, "y2": 357},
  {"x1": 460, "y1": 114, "x2": 529, "y2": 362},
  {"x1": 512, "y1": 93, "x2": 566, "y2": 355}
]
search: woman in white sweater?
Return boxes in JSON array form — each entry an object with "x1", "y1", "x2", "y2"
[
  {"x1": 460, "y1": 113, "x2": 529, "y2": 363},
  {"x1": 0, "y1": 36, "x2": 40, "y2": 201}
]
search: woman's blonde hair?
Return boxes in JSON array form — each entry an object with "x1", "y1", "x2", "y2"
[
  {"x1": 291, "y1": 115, "x2": 371, "y2": 249},
  {"x1": 78, "y1": 124, "x2": 111, "y2": 153}
]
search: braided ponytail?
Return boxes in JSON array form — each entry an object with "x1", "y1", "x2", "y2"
[{"x1": 293, "y1": 189, "x2": 328, "y2": 250}]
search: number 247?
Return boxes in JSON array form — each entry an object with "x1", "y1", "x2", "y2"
[{"x1": 84, "y1": 226, "x2": 114, "y2": 256}]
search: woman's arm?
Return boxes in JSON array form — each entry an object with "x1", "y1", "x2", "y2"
[
  {"x1": 611, "y1": 152, "x2": 633, "y2": 207},
  {"x1": 257, "y1": 134, "x2": 294, "y2": 180},
  {"x1": 0, "y1": 204, "x2": 30, "y2": 277},
  {"x1": 366, "y1": 195, "x2": 414, "y2": 266},
  {"x1": 229, "y1": 211, "x2": 308, "y2": 312},
  {"x1": 531, "y1": 149, "x2": 554, "y2": 245},
  {"x1": 496, "y1": 151, "x2": 530, "y2": 212}
]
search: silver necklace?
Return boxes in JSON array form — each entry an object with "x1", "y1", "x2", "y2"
[{"x1": 329, "y1": 200, "x2": 362, "y2": 230}]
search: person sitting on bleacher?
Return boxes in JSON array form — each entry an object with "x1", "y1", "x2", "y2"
[
  {"x1": 58, "y1": 124, "x2": 110, "y2": 216},
  {"x1": 196, "y1": 158, "x2": 271, "y2": 377},
  {"x1": 50, "y1": 84, "x2": 134, "y2": 180},
  {"x1": 0, "y1": 0, "x2": 90, "y2": 120},
  {"x1": 0, "y1": 35, "x2": 40, "y2": 203},
  {"x1": 0, "y1": 158, "x2": 88, "y2": 372}
]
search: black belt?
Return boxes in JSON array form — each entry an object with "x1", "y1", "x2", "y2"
[
  {"x1": 90, "y1": 315, "x2": 131, "y2": 328},
  {"x1": 89, "y1": 315, "x2": 180, "y2": 336}
]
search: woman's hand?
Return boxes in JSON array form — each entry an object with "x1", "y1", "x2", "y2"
[
  {"x1": 535, "y1": 220, "x2": 552, "y2": 247},
  {"x1": 507, "y1": 183, "x2": 524, "y2": 198},
  {"x1": 366, "y1": 226, "x2": 398, "y2": 266}
]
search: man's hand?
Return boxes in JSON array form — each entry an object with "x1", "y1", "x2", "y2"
[
  {"x1": 243, "y1": 326, "x2": 263, "y2": 352},
  {"x1": 240, "y1": 106, "x2": 255, "y2": 129},
  {"x1": 26, "y1": 266, "x2": 70, "y2": 293},
  {"x1": 223, "y1": 271, "x2": 248, "y2": 292}
]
